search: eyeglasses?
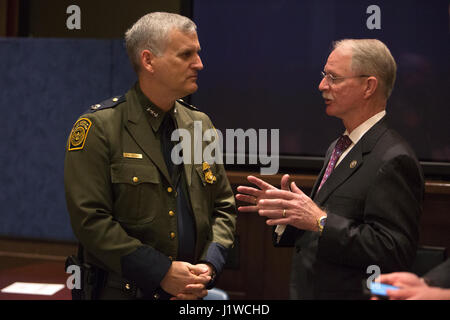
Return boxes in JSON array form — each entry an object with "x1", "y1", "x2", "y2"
[{"x1": 321, "y1": 71, "x2": 371, "y2": 85}]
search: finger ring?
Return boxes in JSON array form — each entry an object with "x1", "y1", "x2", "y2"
[{"x1": 282, "y1": 209, "x2": 286, "y2": 218}]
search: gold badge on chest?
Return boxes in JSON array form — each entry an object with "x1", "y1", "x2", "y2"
[{"x1": 202, "y1": 162, "x2": 217, "y2": 184}]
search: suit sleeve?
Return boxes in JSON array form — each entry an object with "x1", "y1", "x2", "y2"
[
  {"x1": 64, "y1": 114, "x2": 171, "y2": 292},
  {"x1": 317, "y1": 154, "x2": 423, "y2": 272},
  {"x1": 423, "y1": 259, "x2": 450, "y2": 288},
  {"x1": 272, "y1": 225, "x2": 303, "y2": 247}
]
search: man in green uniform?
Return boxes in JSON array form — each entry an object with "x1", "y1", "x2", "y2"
[{"x1": 64, "y1": 12, "x2": 236, "y2": 300}]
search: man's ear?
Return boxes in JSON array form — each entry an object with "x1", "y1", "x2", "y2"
[
  {"x1": 363, "y1": 76, "x2": 378, "y2": 99},
  {"x1": 140, "y1": 50, "x2": 155, "y2": 73}
]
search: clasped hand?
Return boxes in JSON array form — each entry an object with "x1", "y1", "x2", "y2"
[
  {"x1": 236, "y1": 174, "x2": 325, "y2": 232},
  {"x1": 160, "y1": 261, "x2": 212, "y2": 300}
]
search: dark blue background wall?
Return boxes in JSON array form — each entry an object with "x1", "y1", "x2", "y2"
[
  {"x1": 192, "y1": 0, "x2": 450, "y2": 163},
  {"x1": 1, "y1": 0, "x2": 449, "y2": 242},
  {"x1": 0, "y1": 38, "x2": 136, "y2": 241}
]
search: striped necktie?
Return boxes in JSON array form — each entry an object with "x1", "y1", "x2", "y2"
[{"x1": 318, "y1": 135, "x2": 352, "y2": 191}]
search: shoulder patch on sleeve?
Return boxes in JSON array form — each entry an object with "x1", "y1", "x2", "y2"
[
  {"x1": 88, "y1": 95, "x2": 126, "y2": 113},
  {"x1": 177, "y1": 98, "x2": 199, "y2": 111},
  {"x1": 68, "y1": 118, "x2": 92, "y2": 151}
]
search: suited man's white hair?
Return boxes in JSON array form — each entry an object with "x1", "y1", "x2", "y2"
[{"x1": 333, "y1": 39, "x2": 397, "y2": 99}]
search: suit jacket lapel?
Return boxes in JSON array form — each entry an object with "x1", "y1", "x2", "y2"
[
  {"x1": 314, "y1": 144, "x2": 363, "y2": 205},
  {"x1": 313, "y1": 117, "x2": 389, "y2": 205},
  {"x1": 124, "y1": 91, "x2": 172, "y2": 184}
]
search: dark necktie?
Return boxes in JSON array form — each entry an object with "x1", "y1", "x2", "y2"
[
  {"x1": 318, "y1": 135, "x2": 353, "y2": 191},
  {"x1": 160, "y1": 114, "x2": 177, "y2": 178},
  {"x1": 160, "y1": 113, "x2": 196, "y2": 263}
]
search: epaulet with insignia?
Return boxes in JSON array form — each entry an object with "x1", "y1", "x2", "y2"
[
  {"x1": 177, "y1": 98, "x2": 199, "y2": 111},
  {"x1": 88, "y1": 95, "x2": 126, "y2": 113}
]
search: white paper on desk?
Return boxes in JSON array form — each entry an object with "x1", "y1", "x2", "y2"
[{"x1": 1, "y1": 282, "x2": 65, "y2": 295}]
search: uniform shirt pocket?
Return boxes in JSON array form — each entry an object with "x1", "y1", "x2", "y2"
[{"x1": 110, "y1": 162, "x2": 162, "y2": 224}]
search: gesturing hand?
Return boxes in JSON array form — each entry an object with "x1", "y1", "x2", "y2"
[
  {"x1": 258, "y1": 181, "x2": 325, "y2": 231},
  {"x1": 237, "y1": 174, "x2": 326, "y2": 232},
  {"x1": 236, "y1": 174, "x2": 290, "y2": 212}
]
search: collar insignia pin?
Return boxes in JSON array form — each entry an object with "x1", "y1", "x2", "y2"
[{"x1": 146, "y1": 107, "x2": 159, "y2": 118}]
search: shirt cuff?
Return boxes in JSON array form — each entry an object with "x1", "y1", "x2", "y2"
[
  {"x1": 199, "y1": 242, "x2": 228, "y2": 288},
  {"x1": 275, "y1": 224, "x2": 286, "y2": 243},
  {"x1": 121, "y1": 246, "x2": 172, "y2": 294}
]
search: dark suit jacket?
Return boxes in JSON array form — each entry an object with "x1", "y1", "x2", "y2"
[
  {"x1": 424, "y1": 258, "x2": 450, "y2": 289},
  {"x1": 277, "y1": 117, "x2": 424, "y2": 299}
]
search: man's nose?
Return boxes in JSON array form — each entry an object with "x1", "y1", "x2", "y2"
[
  {"x1": 192, "y1": 54, "x2": 204, "y2": 70},
  {"x1": 318, "y1": 76, "x2": 329, "y2": 92}
]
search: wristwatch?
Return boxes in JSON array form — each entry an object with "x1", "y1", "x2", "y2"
[{"x1": 317, "y1": 215, "x2": 327, "y2": 235}]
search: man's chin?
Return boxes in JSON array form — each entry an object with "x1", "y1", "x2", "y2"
[
  {"x1": 184, "y1": 84, "x2": 199, "y2": 95},
  {"x1": 325, "y1": 104, "x2": 335, "y2": 116},
  {"x1": 325, "y1": 106, "x2": 346, "y2": 122}
]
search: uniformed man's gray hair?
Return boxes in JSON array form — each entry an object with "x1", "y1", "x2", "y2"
[
  {"x1": 125, "y1": 12, "x2": 197, "y2": 73},
  {"x1": 333, "y1": 39, "x2": 397, "y2": 99}
]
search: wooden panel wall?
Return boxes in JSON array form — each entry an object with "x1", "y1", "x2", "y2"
[
  {"x1": 0, "y1": 171, "x2": 449, "y2": 300},
  {"x1": 214, "y1": 171, "x2": 450, "y2": 299}
]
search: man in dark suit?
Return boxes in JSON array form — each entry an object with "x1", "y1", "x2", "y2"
[{"x1": 236, "y1": 39, "x2": 424, "y2": 299}]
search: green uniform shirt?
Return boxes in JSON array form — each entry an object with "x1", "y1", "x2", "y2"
[{"x1": 64, "y1": 83, "x2": 236, "y2": 296}]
